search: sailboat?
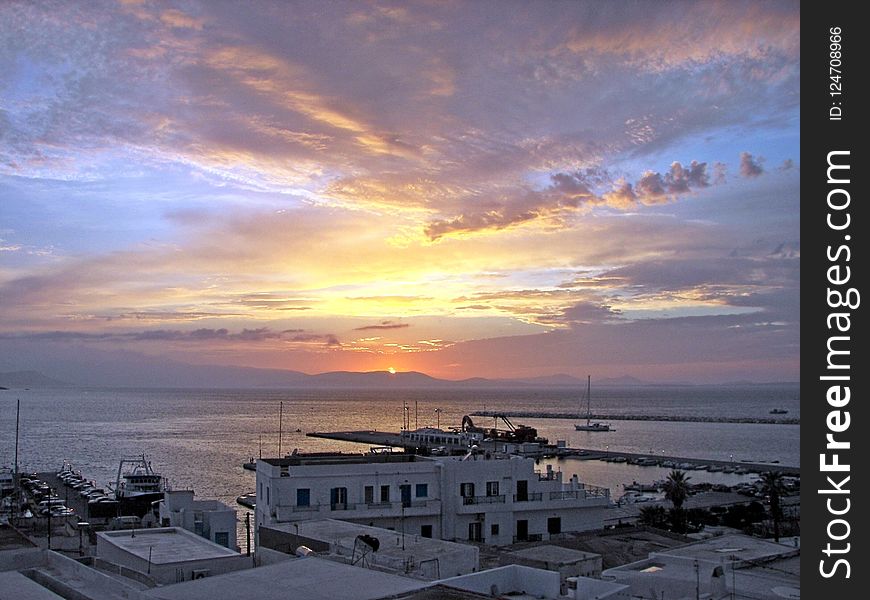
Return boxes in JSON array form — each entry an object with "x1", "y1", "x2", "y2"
[{"x1": 575, "y1": 375, "x2": 611, "y2": 432}]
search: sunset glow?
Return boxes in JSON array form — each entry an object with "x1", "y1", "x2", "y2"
[{"x1": 0, "y1": 1, "x2": 800, "y2": 383}]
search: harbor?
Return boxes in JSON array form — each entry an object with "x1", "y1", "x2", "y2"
[
  {"x1": 306, "y1": 429, "x2": 799, "y2": 475},
  {"x1": 472, "y1": 410, "x2": 799, "y2": 425}
]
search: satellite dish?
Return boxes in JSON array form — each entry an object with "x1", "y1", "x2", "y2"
[{"x1": 357, "y1": 534, "x2": 380, "y2": 552}]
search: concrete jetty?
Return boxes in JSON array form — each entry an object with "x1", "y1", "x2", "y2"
[
  {"x1": 305, "y1": 430, "x2": 799, "y2": 476},
  {"x1": 471, "y1": 410, "x2": 798, "y2": 425}
]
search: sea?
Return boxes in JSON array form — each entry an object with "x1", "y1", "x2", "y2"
[{"x1": 1, "y1": 384, "x2": 799, "y2": 544}]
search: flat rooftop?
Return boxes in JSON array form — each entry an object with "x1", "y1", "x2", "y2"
[
  {"x1": 145, "y1": 556, "x2": 429, "y2": 600},
  {"x1": 266, "y1": 519, "x2": 476, "y2": 563},
  {"x1": 504, "y1": 544, "x2": 599, "y2": 564},
  {"x1": 0, "y1": 571, "x2": 65, "y2": 600},
  {"x1": 98, "y1": 528, "x2": 239, "y2": 564},
  {"x1": 262, "y1": 452, "x2": 424, "y2": 467},
  {"x1": 656, "y1": 534, "x2": 798, "y2": 563}
]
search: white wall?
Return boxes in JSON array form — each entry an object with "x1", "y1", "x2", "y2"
[
  {"x1": 439, "y1": 565, "x2": 561, "y2": 598},
  {"x1": 96, "y1": 531, "x2": 249, "y2": 585}
]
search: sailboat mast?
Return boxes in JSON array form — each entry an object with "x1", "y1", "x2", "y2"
[{"x1": 586, "y1": 375, "x2": 591, "y2": 424}]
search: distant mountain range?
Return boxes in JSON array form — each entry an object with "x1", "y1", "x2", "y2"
[
  {"x1": 0, "y1": 364, "x2": 796, "y2": 390},
  {"x1": 0, "y1": 370, "x2": 70, "y2": 389}
]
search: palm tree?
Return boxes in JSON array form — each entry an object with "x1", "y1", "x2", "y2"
[
  {"x1": 663, "y1": 470, "x2": 691, "y2": 509},
  {"x1": 663, "y1": 470, "x2": 691, "y2": 533},
  {"x1": 760, "y1": 471, "x2": 785, "y2": 542}
]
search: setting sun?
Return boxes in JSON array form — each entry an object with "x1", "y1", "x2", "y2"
[{"x1": 388, "y1": 367, "x2": 396, "y2": 375}]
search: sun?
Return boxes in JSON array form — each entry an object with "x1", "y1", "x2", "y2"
[{"x1": 388, "y1": 367, "x2": 396, "y2": 374}]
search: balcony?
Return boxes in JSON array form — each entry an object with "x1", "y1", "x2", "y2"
[
  {"x1": 291, "y1": 504, "x2": 320, "y2": 512},
  {"x1": 548, "y1": 485, "x2": 610, "y2": 501},
  {"x1": 512, "y1": 492, "x2": 543, "y2": 502},
  {"x1": 462, "y1": 494, "x2": 506, "y2": 505},
  {"x1": 512, "y1": 534, "x2": 543, "y2": 543}
]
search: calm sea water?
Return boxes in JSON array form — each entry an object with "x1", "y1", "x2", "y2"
[
  {"x1": 1, "y1": 384, "x2": 799, "y2": 543},
  {"x1": 1, "y1": 384, "x2": 799, "y2": 488}
]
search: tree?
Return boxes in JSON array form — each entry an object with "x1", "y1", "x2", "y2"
[
  {"x1": 663, "y1": 470, "x2": 691, "y2": 533},
  {"x1": 760, "y1": 471, "x2": 785, "y2": 542},
  {"x1": 663, "y1": 470, "x2": 691, "y2": 510},
  {"x1": 638, "y1": 505, "x2": 668, "y2": 528}
]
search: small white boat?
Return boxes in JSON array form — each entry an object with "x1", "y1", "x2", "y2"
[{"x1": 575, "y1": 376, "x2": 612, "y2": 432}]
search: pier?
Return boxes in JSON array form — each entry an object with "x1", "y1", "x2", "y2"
[
  {"x1": 306, "y1": 430, "x2": 799, "y2": 475},
  {"x1": 471, "y1": 411, "x2": 798, "y2": 425}
]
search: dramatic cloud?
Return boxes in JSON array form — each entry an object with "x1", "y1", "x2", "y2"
[
  {"x1": 0, "y1": 1, "x2": 800, "y2": 382},
  {"x1": 425, "y1": 160, "x2": 712, "y2": 240}
]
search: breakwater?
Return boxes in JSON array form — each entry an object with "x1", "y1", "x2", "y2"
[{"x1": 471, "y1": 410, "x2": 798, "y2": 425}]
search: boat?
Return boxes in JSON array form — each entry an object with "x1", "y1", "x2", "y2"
[
  {"x1": 109, "y1": 455, "x2": 165, "y2": 517},
  {"x1": 236, "y1": 492, "x2": 256, "y2": 509},
  {"x1": 769, "y1": 408, "x2": 789, "y2": 415},
  {"x1": 575, "y1": 376, "x2": 611, "y2": 432}
]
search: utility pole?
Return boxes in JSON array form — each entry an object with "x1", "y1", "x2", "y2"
[
  {"x1": 13, "y1": 399, "x2": 20, "y2": 522},
  {"x1": 278, "y1": 401, "x2": 283, "y2": 457},
  {"x1": 245, "y1": 512, "x2": 251, "y2": 556}
]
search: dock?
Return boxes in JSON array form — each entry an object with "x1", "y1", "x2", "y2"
[
  {"x1": 472, "y1": 410, "x2": 798, "y2": 425},
  {"x1": 307, "y1": 430, "x2": 407, "y2": 447},
  {"x1": 305, "y1": 430, "x2": 799, "y2": 475}
]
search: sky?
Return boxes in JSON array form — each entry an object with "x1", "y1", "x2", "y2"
[{"x1": 0, "y1": 0, "x2": 800, "y2": 383}]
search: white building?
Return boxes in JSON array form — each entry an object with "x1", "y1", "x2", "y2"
[
  {"x1": 602, "y1": 534, "x2": 800, "y2": 600},
  {"x1": 158, "y1": 490, "x2": 238, "y2": 550},
  {"x1": 255, "y1": 451, "x2": 611, "y2": 546},
  {"x1": 96, "y1": 527, "x2": 249, "y2": 585},
  {"x1": 259, "y1": 519, "x2": 479, "y2": 579},
  {"x1": 439, "y1": 565, "x2": 630, "y2": 600}
]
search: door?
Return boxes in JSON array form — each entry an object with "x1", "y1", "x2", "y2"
[
  {"x1": 516, "y1": 480, "x2": 528, "y2": 502},
  {"x1": 516, "y1": 519, "x2": 528, "y2": 541},
  {"x1": 468, "y1": 521, "x2": 483, "y2": 542},
  {"x1": 400, "y1": 484, "x2": 412, "y2": 508}
]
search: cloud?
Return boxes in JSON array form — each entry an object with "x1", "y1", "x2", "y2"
[
  {"x1": 561, "y1": 1, "x2": 800, "y2": 71},
  {"x1": 739, "y1": 152, "x2": 764, "y2": 178},
  {"x1": 353, "y1": 321, "x2": 411, "y2": 331},
  {"x1": 0, "y1": 327, "x2": 340, "y2": 346},
  {"x1": 424, "y1": 160, "x2": 712, "y2": 240}
]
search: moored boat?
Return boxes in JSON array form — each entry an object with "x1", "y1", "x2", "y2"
[
  {"x1": 574, "y1": 376, "x2": 612, "y2": 432},
  {"x1": 109, "y1": 455, "x2": 165, "y2": 517}
]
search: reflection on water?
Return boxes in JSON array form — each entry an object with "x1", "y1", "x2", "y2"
[{"x1": 1, "y1": 385, "x2": 798, "y2": 546}]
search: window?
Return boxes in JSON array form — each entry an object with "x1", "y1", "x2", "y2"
[
  {"x1": 491, "y1": 523, "x2": 499, "y2": 536},
  {"x1": 214, "y1": 532, "x2": 229, "y2": 548},
  {"x1": 297, "y1": 488, "x2": 310, "y2": 507},
  {"x1": 486, "y1": 481, "x2": 499, "y2": 496},
  {"x1": 266, "y1": 486, "x2": 270, "y2": 506},
  {"x1": 364, "y1": 486, "x2": 374, "y2": 504},
  {"x1": 421, "y1": 524, "x2": 433, "y2": 538},
  {"x1": 547, "y1": 517, "x2": 562, "y2": 535},
  {"x1": 380, "y1": 485, "x2": 390, "y2": 503},
  {"x1": 330, "y1": 487, "x2": 348, "y2": 509},
  {"x1": 460, "y1": 482, "x2": 475, "y2": 498},
  {"x1": 415, "y1": 483, "x2": 428, "y2": 498}
]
